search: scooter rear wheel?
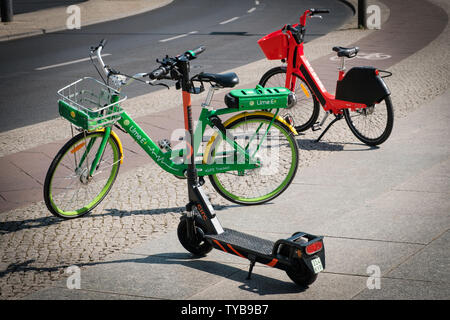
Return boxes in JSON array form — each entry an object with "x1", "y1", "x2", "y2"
[
  {"x1": 280, "y1": 239, "x2": 318, "y2": 287},
  {"x1": 285, "y1": 260, "x2": 318, "y2": 287}
]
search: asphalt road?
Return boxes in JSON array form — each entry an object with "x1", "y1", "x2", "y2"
[{"x1": 0, "y1": 0, "x2": 352, "y2": 132}]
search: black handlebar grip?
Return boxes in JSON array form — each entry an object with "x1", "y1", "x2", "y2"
[
  {"x1": 191, "y1": 46, "x2": 205, "y2": 56},
  {"x1": 149, "y1": 67, "x2": 167, "y2": 80},
  {"x1": 310, "y1": 8, "x2": 330, "y2": 14},
  {"x1": 99, "y1": 38, "x2": 107, "y2": 48},
  {"x1": 185, "y1": 46, "x2": 206, "y2": 60}
]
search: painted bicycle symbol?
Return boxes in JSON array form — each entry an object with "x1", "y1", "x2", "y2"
[{"x1": 330, "y1": 52, "x2": 391, "y2": 61}]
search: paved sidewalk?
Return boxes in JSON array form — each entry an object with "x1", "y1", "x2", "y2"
[
  {"x1": 23, "y1": 88, "x2": 450, "y2": 300},
  {"x1": 0, "y1": 0, "x2": 449, "y2": 300},
  {"x1": 0, "y1": 0, "x2": 172, "y2": 41}
]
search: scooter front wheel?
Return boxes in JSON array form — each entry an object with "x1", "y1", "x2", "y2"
[{"x1": 177, "y1": 215, "x2": 213, "y2": 256}]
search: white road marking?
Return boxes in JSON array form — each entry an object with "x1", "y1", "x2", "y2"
[
  {"x1": 219, "y1": 17, "x2": 239, "y2": 25},
  {"x1": 159, "y1": 31, "x2": 198, "y2": 43},
  {"x1": 248, "y1": 7, "x2": 256, "y2": 13},
  {"x1": 35, "y1": 54, "x2": 111, "y2": 71},
  {"x1": 255, "y1": 0, "x2": 260, "y2": 5}
]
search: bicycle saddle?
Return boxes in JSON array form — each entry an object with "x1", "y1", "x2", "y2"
[
  {"x1": 332, "y1": 46, "x2": 360, "y2": 58},
  {"x1": 197, "y1": 72, "x2": 239, "y2": 88}
]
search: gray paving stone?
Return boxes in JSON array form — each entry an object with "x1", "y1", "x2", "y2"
[
  {"x1": 353, "y1": 278, "x2": 450, "y2": 300},
  {"x1": 386, "y1": 230, "x2": 450, "y2": 283},
  {"x1": 188, "y1": 269, "x2": 366, "y2": 300},
  {"x1": 54, "y1": 252, "x2": 247, "y2": 300},
  {"x1": 319, "y1": 189, "x2": 450, "y2": 244},
  {"x1": 23, "y1": 287, "x2": 154, "y2": 300}
]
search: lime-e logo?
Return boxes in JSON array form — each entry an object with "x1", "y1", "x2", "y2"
[{"x1": 257, "y1": 99, "x2": 277, "y2": 106}]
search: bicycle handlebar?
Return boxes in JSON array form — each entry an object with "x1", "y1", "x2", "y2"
[
  {"x1": 90, "y1": 40, "x2": 206, "y2": 87},
  {"x1": 185, "y1": 46, "x2": 205, "y2": 59},
  {"x1": 309, "y1": 8, "x2": 330, "y2": 15},
  {"x1": 148, "y1": 46, "x2": 206, "y2": 80},
  {"x1": 300, "y1": 8, "x2": 330, "y2": 27},
  {"x1": 148, "y1": 66, "x2": 168, "y2": 80},
  {"x1": 99, "y1": 38, "x2": 107, "y2": 48}
]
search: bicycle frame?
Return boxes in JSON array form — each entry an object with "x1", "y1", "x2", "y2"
[
  {"x1": 85, "y1": 96, "x2": 289, "y2": 179},
  {"x1": 284, "y1": 15, "x2": 369, "y2": 114},
  {"x1": 67, "y1": 43, "x2": 299, "y2": 184}
]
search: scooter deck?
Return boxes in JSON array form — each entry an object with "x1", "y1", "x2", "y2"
[{"x1": 205, "y1": 228, "x2": 274, "y2": 257}]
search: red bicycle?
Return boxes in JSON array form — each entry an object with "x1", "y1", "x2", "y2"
[{"x1": 258, "y1": 8, "x2": 394, "y2": 146}]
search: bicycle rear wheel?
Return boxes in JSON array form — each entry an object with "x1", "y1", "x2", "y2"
[
  {"x1": 44, "y1": 130, "x2": 121, "y2": 219},
  {"x1": 343, "y1": 96, "x2": 394, "y2": 146},
  {"x1": 206, "y1": 114, "x2": 299, "y2": 205}
]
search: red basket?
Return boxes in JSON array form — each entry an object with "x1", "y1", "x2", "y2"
[{"x1": 258, "y1": 29, "x2": 288, "y2": 60}]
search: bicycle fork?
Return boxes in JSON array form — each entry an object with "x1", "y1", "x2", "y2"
[{"x1": 74, "y1": 127, "x2": 112, "y2": 180}]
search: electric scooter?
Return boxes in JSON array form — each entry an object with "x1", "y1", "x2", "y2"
[{"x1": 147, "y1": 46, "x2": 326, "y2": 287}]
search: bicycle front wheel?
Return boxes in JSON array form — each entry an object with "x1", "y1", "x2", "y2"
[
  {"x1": 343, "y1": 95, "x2": 394, "y2": 146},
  {"x1": 206, "y1": 114, "x2": 299, "y2": 205},
  {"x1": 44, "y1": 130, "x2": 121, "y2": 219},
  {"x1": 259, "y1": 66, "x2": 320, "y2": 132}
]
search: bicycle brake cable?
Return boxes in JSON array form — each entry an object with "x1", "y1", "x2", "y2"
[
  {"x1": 113, "y1": 70, "x2": 170, "y2": 89},
  {"x1": 89, "y1": 52, "x2": 107, "y2": 85}
]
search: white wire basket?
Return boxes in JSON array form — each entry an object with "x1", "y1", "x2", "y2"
[{"x1": 57, "y1": 77, "x2": 127, "y2": 131}]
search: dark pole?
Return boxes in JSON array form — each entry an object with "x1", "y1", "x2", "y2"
[
  {"x1": 358, "y1": 0, "x2": 367, "y2": 29},
  {"x1": 1, "y1": 0, "x2": 14, "y2": 22}
]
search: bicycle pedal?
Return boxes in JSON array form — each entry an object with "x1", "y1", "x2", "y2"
[
  {"x1": 158, "y1": 139, "x2": 172, "y2": 150},
  {"x1": 312, "y1": 122, "x2": 321, "y2": 131}
]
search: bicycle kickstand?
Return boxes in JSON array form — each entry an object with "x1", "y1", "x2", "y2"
[{"x1": 315, "y1": 114, "x2": 343, "y2": 143}]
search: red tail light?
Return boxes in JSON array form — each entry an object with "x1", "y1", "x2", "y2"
[
  {"x1": 305, "y1": 241, "x2": 323, "y2": 255},
  {"x1": 375, "y1": 69, "x2": 380, "y2": 76}
]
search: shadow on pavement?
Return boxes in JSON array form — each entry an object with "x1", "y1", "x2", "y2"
[
  {"x1": 297, "y1": 138, "x2": 378, "y2": 152},
  {"x1": 81, "y1": 252, "x2": 308, "y2": 296},
  {"x1": 0, "y1": 203, "x2": 239, "y2": 234},
  {"x1": 0, "y1": 252, "x2": 308, "y2": 296}
]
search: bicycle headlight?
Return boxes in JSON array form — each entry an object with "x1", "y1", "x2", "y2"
[{"x1": 287, "y1": 92, "x2": 297, "y2": 109}]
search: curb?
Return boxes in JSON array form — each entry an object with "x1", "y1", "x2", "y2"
[{"x1": 338, "y1": 0, "x2": 357, "y2": 15}]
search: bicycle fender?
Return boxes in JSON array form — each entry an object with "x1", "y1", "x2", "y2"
[
  {"x1": 223, "y1": 111, "x2": 298, "y2": 135},
  {"x1": 335, "y1": 66, "x2": 391, "y2": 106},
  {"x1": 96, "y1": 129, "x2": 124, "y2": 164}
]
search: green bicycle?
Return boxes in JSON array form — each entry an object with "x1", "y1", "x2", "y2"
[{"x1": 43, "y1": 40, "x2": 300, "y2": 219}]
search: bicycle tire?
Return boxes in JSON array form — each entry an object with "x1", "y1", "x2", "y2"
[
  {"x1": 206, "y1": 114, "x2": 299, "y2": 205},
  {"x1": 259, "y1": 66, "x2": 320, "y2": 132},
  {"x1": 44, "y1": 130, "x2": 121, "y2": 219},
  {"x1": 343, "y1": 95, "x2": 394, "y2": 146}
]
